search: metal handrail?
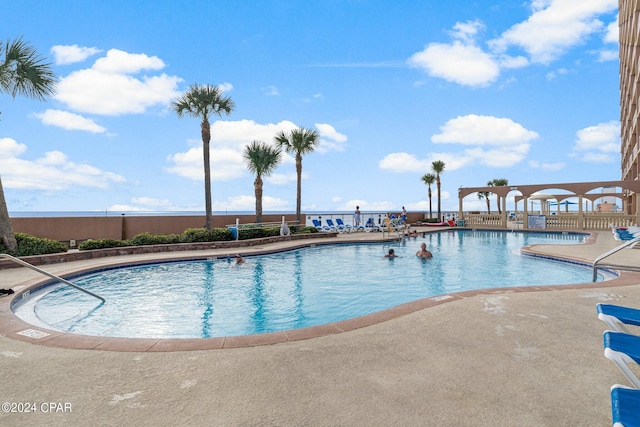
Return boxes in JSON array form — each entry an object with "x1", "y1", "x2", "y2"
[
  {"x1": 0, "y1": 253, "x2": 105, "y2": 303},
  {"x1": 592, "y1": 236, "x2": 640, "y2": 282}
]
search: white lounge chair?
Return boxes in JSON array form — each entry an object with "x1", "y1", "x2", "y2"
[{"x1": 603, "y1": 330, "x2": 640, "y2": 389}]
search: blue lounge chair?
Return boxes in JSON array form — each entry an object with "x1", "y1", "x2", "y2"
[
  {"x1": 598, "y1": 304, "x2": 640, "y2": 334},
  {"x1": 312, "y1": 219, "x2": 330, "y2": 232},
  {"x1": 603, "y1": 331, "x2": 640, "y2": 388},
  {"x1": 364, "y1": 217, "x2": 378, "y2": 232},
  {"x1": 611, "y1": 385, "x2": 640, "y2": 427},
  {"x1": 335, "y1": 218, "x2": 355, "y2": 233},
  {"x1": 325, "y1": 219, "x2": 339, "y2": 232}
]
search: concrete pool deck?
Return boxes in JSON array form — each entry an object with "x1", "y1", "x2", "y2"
[{"x1": 1, "y1": 227, "x2": 639, "y2": 426}]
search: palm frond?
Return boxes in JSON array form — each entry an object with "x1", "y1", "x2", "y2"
[
  {"x1": 0, "y1": 37, "x2": 57, "y2": 100},
  {"x1": 243, "y1": 140, "x2": 282, "y2": 177}
]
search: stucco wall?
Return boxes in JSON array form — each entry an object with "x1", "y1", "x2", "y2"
[{"x1": 10, "y1": 214, "x2": 299, "y2": 245}]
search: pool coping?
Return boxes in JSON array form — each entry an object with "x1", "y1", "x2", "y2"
[{"x1": 2, "y1": 229, "x2": 639, "y2": 352}]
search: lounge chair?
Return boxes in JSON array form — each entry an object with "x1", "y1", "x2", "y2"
[
  {"x1": 364, "y1": 217, "x2": 378, "y2": 232},
  {"x1": 603, "y1": 331, "x2": 640, "y2": 388},
  {"x1": 336, "y1": 218, "x2": 356, "y2": 233},
  {"x1": 325, "y1": 219, "x2": 341, "y2": 232},
  {"x1": 312, "y1": 219, "x2": 331, "y2": 232},
  {"x1": 597, "y1": 304, "x2": 640, "y2": 334},
  {"x1": 610, "y1": 385, "x2": 640, "y2": 427}
]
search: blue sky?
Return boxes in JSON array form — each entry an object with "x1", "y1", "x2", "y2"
[{"x1": 0, "y1": 0, "x2": 620, "y2": 215}]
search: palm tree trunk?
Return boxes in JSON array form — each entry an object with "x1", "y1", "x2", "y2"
[
  {"x1": 495, "y1": 194, "x2": 501, "y2": 214},
  {"x1": 201, "y1": 119, "x2": 213, "y2": 231},
  {"x1": 436, "y1": 178, "x2": 442, "y2": 221},
  {"x1": 0, "y1": 176, "x2": 17, "y2": 252},
  {"x1": 295, "y1": 154, "x2": 302, "y2": 225},
  {"x1": 255, "y1": 176, "x2": 263, "y2": 224},
  {"x1": 428, "y1": 187, "x2": 433, "y2": 219}
]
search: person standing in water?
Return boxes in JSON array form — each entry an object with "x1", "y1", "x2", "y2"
[{"x1": 416, "y1": 243, "x2": 433, "y2": 259}]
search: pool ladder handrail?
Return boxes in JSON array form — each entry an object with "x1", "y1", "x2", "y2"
[
  {"x1": 0, "y1": 253, "x2": 105, "y2": 303},
  {"x1": 592, "y1": 236, "x2": 640, "y2": 282}
]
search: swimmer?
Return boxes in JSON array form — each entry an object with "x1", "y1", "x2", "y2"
[
  {"x1": 384, "y1": 248, "x2": 398, "y2": 258},
  {"x1": 235, "y1": 254, "x2": 246, "y2": 264},
  {"x1": 416, "y1": 243, "x2": 433, "y2": 259}
]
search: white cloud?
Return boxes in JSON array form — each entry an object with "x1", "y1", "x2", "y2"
[
  {"x1": 218, "y1": 82, "x2": 234, "y2": 92},
  {"x1": 211, "y1": 195, "x2": 288, "y2": 211},
  {"x1": 55, "y1": 48, "x2": 182, "y2": 115},
  {"x1": 381, "y1": 115, "x2": 537, "y2": 173},
  {"x1": 489, "y1": 0, "x2": 618, "y2": 65},
  {"x1": 571, "y1": 120, "x2": 620, "y2": 163},
  {"x1": 33, "y1": 109, "x2": 106, "y2": 133},
  {"x1": 336, "y1": 199, "x2": 396, "y2": 212},
  {"x1": 546, "y1": 68, "x2": 571, "y2": 80},
  {"x1": 604, "y1": 15, "x2": 619, "y2": 44},
  {"x1": 51, "y1": 44, "x2": 102, "y2": 65},
  {"x1": 315, "y1": 123, "x2": 348, "y2": 153},
  {"x1": 597, "y1": 49, "x2": 618, "y2": 62},
  {"x1": 409, "y1": 2, "x2": 617, "y2": 87},
  {"x1": 528, "y1": 160, "x2": 566, "y2": 171},
  {"x1": 266, "y1": 172, "x2": 297, "y2": 185},
  {"x1": 0, "y1": 138, "x2": 27, "y2": 158},
  {"x1": 92, "y1": 49, "x2": 165, "y2": 74},
  {"x1": 261, "y1": 85, "x2": 279, "y2": 96},
  {"x1": 408, "y1": 40, "x2": 500, "y2": 87},
  {"x1": 379, "y1": 152, "x2": 431, "y2": 173},
  {"x1": 165, "y1": 120, "x2": 338, "y2": 182},
  {"x1": 0, "y1": 140, "x2": 125, "y2": 191},
  {"x1": 432, "y1": 114, "x2": 539, "y2": 146}
]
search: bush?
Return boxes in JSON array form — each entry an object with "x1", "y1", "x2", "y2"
[
  {"x1": 181, "y1": 228, "x2": 230, "y2": 242},
  {"x1": 128, "y1": 232, "x2": 181, "y2": 246},
  {"x1": 238, "y1": 226, "x2": 280, "y2": 240},
  {"x1": 4, "y1": 233, "x2": 69, "y2": 256},
  {"x1": 293, "y1": 226, "x2": 318, "y2": 234},
  {"x1": 78, "y1": 239, "x2": 129, "y2": 251}
]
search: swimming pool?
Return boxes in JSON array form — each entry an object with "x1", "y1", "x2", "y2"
[{"x1": 14, "y1": 230, "x2": 604, "y2": 339}]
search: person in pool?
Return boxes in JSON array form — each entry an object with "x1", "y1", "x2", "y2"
[
  {"x1": 416, "y1": 243, "x2": 433, "y2": 259},
  {"x1": 384, "y1": 248, "x2": 398, "y2": 258},
  {"x1": 235, "y1": 254, "x2": 246, "y2": 264}
]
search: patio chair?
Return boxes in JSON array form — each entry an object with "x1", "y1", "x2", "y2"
[
  {"x1": 335, "y1": 218, "x2": 355, "y2": 233},
  {"x1": 603, "y1": 330, "x2": 640, "y2": 389},
  {"x1": 312, "y1": 219, "x2": 331, "y2": 232},
  {"x1": 364, "y1": 217, "x2": 378, "y2": 232},
  {"x1": 325, "y1": 219, "x2": 341, "y2": 233},
  {"x1": 610, "y1": 385, "x2": 640, "y2": 427},
  {"x1": 597, "y1": 304, "x2": 640, "y2": 334}
]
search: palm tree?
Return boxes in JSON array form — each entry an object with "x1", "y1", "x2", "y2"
[
  {"x1": 171, "y1": 84, "x2": 235, "y2": 231},
  {"x1": 420, "y1": 173, "x2": 436, "y2": 219},
  {"x1": 490, "y1": 178, "x2": 509, "y2": 214},
  {"x1": 243, "y1": 141, "x2": 282, "y2": 223},
  {"x1": 0, "y1": 37, "x2": 57, "y2": 252},
  {"x1": 274, "y1": 127, "x2": 319, "y2": 225},
  {"x1": 431, "y1": 160, "x2": 446, "y2": 221},
  {"x1": 478, "y1": 191, "x2": 491, "y2": 214}
]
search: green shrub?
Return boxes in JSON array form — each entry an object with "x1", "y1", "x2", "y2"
[
  {"x1": 78, "y1": 239, "x2": 129, "y2": 251},
  {"x1": 238, "y1": 226, "x2": 280, "y2": 240},
  {"x1": 180, "y1": 227, "x2": 233, "y2": 242},
  {"x1": 2, "y1": 232, "x2": 69, "y2": 256},
  {"x1": 293, "y1": 226, "x2": 317, "y2": 234},
  {"x1": 128, "y1": 232, "x2": 181, "y2": 246},
  {"x1": 210, "y1": 228, "x2": 233, "y2": 241}
]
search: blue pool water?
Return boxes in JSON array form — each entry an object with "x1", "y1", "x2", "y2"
[{"x1": 15, "y1": 230, "x2": 604, "y2": 339}]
